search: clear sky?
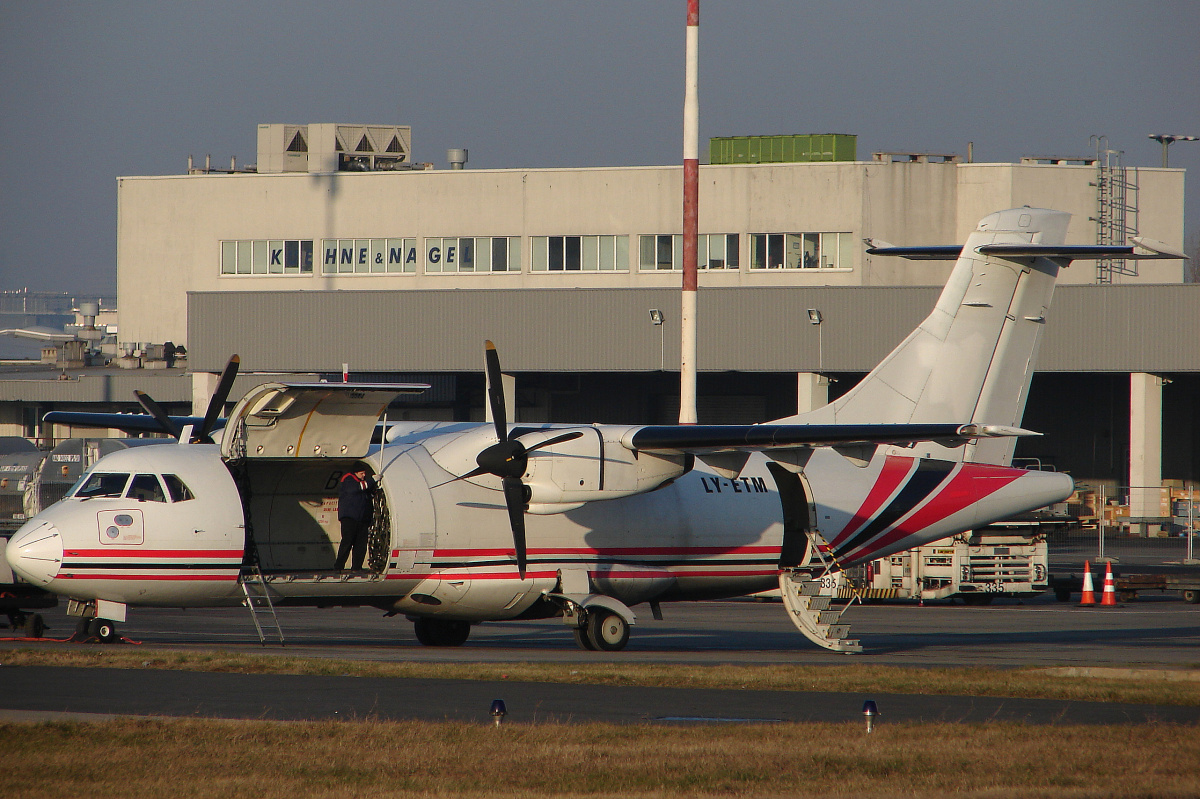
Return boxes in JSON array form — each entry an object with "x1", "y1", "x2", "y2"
[{"x1": 2, "y1": 0, "x2": 1197, "y2": 296}]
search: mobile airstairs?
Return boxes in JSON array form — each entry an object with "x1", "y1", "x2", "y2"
[{"x1": 778, "y1": 530, "x2": 863, "y2": 653}]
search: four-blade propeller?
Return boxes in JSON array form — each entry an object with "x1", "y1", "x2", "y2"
[
  {"x1": 444, "y1": 341, "x2": 582, "y2": 579},
  {"x1": 136, "y1": 354, "x2": 240, "y2": 444}
]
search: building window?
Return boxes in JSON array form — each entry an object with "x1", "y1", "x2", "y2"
[
  {"x1": 320, "y1": 238, "x2": 416, "y2": 274},
  {"x1": 749, "y1": 232, "x2": 852, "y2": 270},
  {"x1": 531, "y1": 235, "x2": 629, "y2": 271},
  {"x1": 639, "y1": 234, "x2": 739, "y2": 270},
  {"x1": 222, "y1": 240, "x2": 314, "y2": 275},
  {"x1": 424, "y1": 237, "x2": 520, "y2": 273},
  {"x1": 700, "y1": 234, "x2": 739, "y2": 269}
]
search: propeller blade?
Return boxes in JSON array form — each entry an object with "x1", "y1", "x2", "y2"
[
  {"x1": 502, "y1": 476, "x2": 528, "y2": 579},
  {"x1": 428, "y1": 466, "x2": 489, "y2": 490},
  {"x1": 193, "y1": 354, "x2": 240, "y2": 443},
  {"x1": 134, "y1": 390, "x2": 184, "y2": 439},
  {"x1": 521, "y1": 430, "x2": 584, "y2": 453},
  {"x1": 484, "y1": 340, "x2": 508, "y2": 443}
]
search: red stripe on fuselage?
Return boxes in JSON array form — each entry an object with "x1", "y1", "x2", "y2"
[
  {"x1": 841, "y1": 464, "x2": 1024, "y2": 564},
  {"x1": 57, "y1": 573, "x2": 238, "y2": 581},
  {"x1": 828, "y1": 455, "x2": 914, "y2": 548},
  {"x1": 426, "y1": 545, "x2": 778, "y2": 558},
  {"x1": 386, "y1": 568, "x2": 776, "y2": 582}
]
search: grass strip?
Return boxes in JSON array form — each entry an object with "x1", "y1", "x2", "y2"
[
  {"x1": 3, "y1": 716, "x2": 1198, "y2": 798},
  {"x1": 5, "y1": 648, "x2": 1200, "y2": 706}
]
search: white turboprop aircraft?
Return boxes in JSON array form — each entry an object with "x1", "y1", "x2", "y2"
[{"x1": 7, "y1": 208, "x2": 1182, "y2": 651}]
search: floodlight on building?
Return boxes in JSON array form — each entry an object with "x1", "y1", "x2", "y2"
[
  {"x1": 649, "y1": 309, "x2": 666, "y2": 371},
  {"x1": 807, "y1": 309, "x2": 824, "y2": 372}
]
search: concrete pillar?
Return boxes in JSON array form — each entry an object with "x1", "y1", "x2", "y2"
[
  {"x1": 192, "y1": 370, "x2": 219, "y2": 417},
  {"x1": 1129, "y1": 372, "x2": 1164, "y2": 535},
  {"x1": 797, "y1": 372, "x2": 829, "y2": 414}
]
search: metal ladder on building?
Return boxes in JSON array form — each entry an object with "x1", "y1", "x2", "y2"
[
  {"x1": 240, "y1": 565, "x2": 285, "y2": 646},
  {"x1": 778, "y1": 530, "x2": 863, "y2": 653},
  {"x1": 1092, "y1": 139, "x2": 1140, "y2": 284}
]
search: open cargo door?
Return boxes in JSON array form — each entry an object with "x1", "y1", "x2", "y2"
[
  {"x1": 219, "y1": 382, "x2": 429, "y2": 575},
  {"x1": 220, "y1": 382, "x2": 428, "y2": 460}
]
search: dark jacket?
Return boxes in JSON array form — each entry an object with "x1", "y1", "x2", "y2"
[{"x1": 338, "y1": 472, "x2": 374, "y2": 523}]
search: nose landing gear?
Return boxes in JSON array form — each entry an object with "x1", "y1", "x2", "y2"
[{"x1": 70, "y1": 616, "x2": 121, "y2": 643}]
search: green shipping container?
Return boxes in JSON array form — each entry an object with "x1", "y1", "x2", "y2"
[{"x1": 708, "y1": 134, "x2": 856, "y2": 164}]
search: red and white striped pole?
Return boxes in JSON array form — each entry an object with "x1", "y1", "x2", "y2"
[{"x1": 679, "y1": 0, "x2": 699, "y2": 424}]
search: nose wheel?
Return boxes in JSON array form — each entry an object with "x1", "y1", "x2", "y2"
[{"x1": 73, "y1": 617, "x2": 121, "y2": 643}]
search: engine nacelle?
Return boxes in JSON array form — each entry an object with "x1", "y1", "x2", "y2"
[
  {"x1": 520, "y1": 426, "x2": 690, "y2": 511},
  {"x1": 424, "y1": 424, "x2": 691, "y2": 514}
]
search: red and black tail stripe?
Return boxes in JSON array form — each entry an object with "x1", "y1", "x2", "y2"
[{"x1": 833, "y1": 458, "x2": 956, "y2": 559}]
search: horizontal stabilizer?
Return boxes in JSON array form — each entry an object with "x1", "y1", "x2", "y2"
[
  {"x1": 868, "y1": 243, "x2": 1187, "y2": 262},
  {"x1": 863, "y1": 241, "x2": 962, "y2": 260}
]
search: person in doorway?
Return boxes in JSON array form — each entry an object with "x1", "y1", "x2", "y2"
[{"x1": 335, "y1": 469, "x2": 376, "y2": 572}]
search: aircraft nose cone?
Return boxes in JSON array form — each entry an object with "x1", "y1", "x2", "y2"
[{"x1": 5, "y1": 522, "x2": 63, "y2": 586}]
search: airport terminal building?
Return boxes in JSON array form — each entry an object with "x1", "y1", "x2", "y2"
[{"x1": 4, "y1": 123, "x2": 1198, "y2": 502}]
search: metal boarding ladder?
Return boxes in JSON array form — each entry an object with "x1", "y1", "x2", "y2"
[
  {"x1": 778, "y1": 530, "x2": 863, "y2": 653},
  {"x1": 240, "y1": 565, "x2": 285, "y2": 646}
]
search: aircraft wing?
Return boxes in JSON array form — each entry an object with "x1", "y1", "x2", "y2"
[
  {"x1": 42, "y1": 411, "x2": 215, "y2": 435},
  {"x1": 43, "y1": 382, "x2": 430, "y2": 438},
  {"x1": 624, "y1": 422, "x2": 1035, "y2": 455}
]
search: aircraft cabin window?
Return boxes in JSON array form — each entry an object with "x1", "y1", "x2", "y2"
[
  {"x1": 75, "y1": 472, "x2": 131, "y2": 499},
  {"x1": 127, "y1": 474, "x2": 167, "y2": 503},
  {"x1": 163, "y1": 474, "x2": 195, "y2": 502}
]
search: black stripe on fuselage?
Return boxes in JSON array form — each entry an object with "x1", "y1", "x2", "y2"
[{"x1": 834, "y1": 459, "x2": 956, "y2": 558}]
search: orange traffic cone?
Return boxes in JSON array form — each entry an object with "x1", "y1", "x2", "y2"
[
  {"x1": 1079, "y1": 560, "x2": 1096, "y2": 605},
  {"x1": 1100, "y1": 560, "x2": 1118, "y2": 606}
]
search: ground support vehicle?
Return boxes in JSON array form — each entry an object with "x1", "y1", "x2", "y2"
[{"x1": 829, "y1": 530, "x2": 1049, "y2": 605}]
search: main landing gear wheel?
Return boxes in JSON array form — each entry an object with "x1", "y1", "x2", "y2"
[
  {"x1": 413, "y1": 618, "x2": 471, "y2": 647},
  {"x1": 585, "y1": 610, "x2": 630, "y2": 652},
  {"x1": 572, "y1": 626, "x2": 596, "y2": 651},
  {"x1": 24, "y1": 613, "x2": 45, "y2": 639}
]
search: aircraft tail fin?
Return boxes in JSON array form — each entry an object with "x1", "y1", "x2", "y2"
[{"x1": 778, "y1": 207, "x2": 1073, "y2": 465}]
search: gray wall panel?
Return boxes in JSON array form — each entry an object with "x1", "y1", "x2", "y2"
[
  {"x1": 188, "y1": 285, "x2": 1200, "y2": 375},
  {"x1": 0, "y1": 372, "x2": 191, "y2": 403}
]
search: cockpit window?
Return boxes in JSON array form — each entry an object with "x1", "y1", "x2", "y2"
[
  {"x1": 75, "y1": 472, "x2": 131, "y2": 499},
  {"x1": 127, "y1": 474, "x2": 167, "y2": 503},
  {"x1": 163, "y1": 474, "x2": 195, "y2": 502}
]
